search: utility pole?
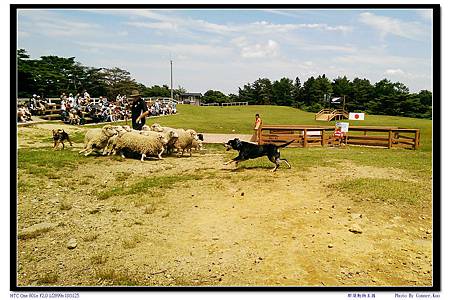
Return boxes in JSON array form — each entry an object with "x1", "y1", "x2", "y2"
[{"x1": 170, "y1": 60, "x2": 173, "y2": 100}]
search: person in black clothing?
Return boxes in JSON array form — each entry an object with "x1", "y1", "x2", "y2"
[{"x1": 130, "y1": 90, "x2": 149, "y2": 130}]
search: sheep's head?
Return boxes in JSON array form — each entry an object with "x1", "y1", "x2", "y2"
[
  {"x1": 158, "y1": 134, "x2": 168, "y2": 145},
  {"x1": 102, "y1": 125, "x2": 118, "y2": 137},
  {"x1": 186, "y1": 129, "x2": 198, "y2": 139},
  {"x1": 113, "y1": 126, "x2": 128, "y2": 136},
  {"x1": 141, "y1": 125, "x2": 151, "y2": 131},
  {"x1": 150, "y1": 123, "x2": 164, "y2": 132},
  {"x1": 168, "y1": 130, "x2": 179, "y2": 139},
  {"x1": 121, "y1": 125, "x2": 132, "y2": 132}
]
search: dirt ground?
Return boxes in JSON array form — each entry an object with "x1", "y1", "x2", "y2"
[{"x1": 16, "y1": 123, "x2": 433, "y2": 287}]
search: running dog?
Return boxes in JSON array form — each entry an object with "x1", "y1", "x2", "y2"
[
  {"x1": 52, "y1": 129, "x2": 72, "y2": 150},
  {"x1": 223, "y1": 138, "x2": 294, "y2": 172}
]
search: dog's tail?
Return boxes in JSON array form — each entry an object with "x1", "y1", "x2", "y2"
[{"x1": 276, "y1": 140, "x2": 295, "y2": 148}]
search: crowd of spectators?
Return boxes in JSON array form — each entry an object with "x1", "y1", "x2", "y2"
[{"x1": 17, "y1": 91, "x2": 177, "y2": 124}]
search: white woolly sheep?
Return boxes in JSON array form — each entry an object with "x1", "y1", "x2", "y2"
[
  {"x1": 140, "y1": 128, "x2": 178, "y2": 148},
  {"x1": 188, "y1": 138, "x2": 204, "y2": 155},
  {"x1": 103, "y1": 126, "x2": 131, "y2": 156},
  {"x1": 79, "y1": 125, "x2": 120, "y2": 156},
  {"x1": 114, "y1": 131, "x2": 168, "y2": 162},
  {"x1": 174, "y1": 129, "x2": 200, "y2": 157},
  {"x1": 149, "y1": 123, "x2": 180, "y2": 154}
]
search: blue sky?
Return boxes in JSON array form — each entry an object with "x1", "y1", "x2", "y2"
[{"x1": 17, "y1": 8, "x2": 433, "y2": 94}]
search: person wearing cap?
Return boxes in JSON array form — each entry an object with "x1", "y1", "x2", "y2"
[{"x1": 130, "y1": 90, "x2": 149, "y2": 130}]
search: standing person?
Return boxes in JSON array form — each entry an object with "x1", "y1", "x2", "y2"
[
  {"x1": 130, "y1": 90, "x2": 149, "y2": 130},
  {"x1": 83, "y1": 90, "x2": 91, "y2": 104},
  {"x1": 250, "y1": 113, "x2": 263, "y2": 143}
]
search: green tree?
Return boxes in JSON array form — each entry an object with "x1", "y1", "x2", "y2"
[
  {"x1": 332, "y1": 76, "x2": 352, "y2": 108},
  {"x1": 238, "y1": 83, "x2": 256, "y2": 104},
  {"x1": 203, "y1": 90, "x2": 229, "y2": 103},
  {"x1": 272, "y1": 77, "x2": 294, "y2": 106},
  {"x1": 349, "y1": 78, "x2": 374, "y2": 112},
  {"x1": 310, "y1": 75, "x2": 333, "y2": 110},
  {"x1": 17, "y1": 49, "x2": 35, "y2": 97},
  {"x1": 292, "y1": 77, "x2": 303, "y2": 107},
  {"x1": 101, "y1": 67, "x2": 139, "y2": 99}
]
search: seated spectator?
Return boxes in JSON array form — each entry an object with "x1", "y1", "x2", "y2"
[
  {"x1": 83, "y1": 90, "x2": 91, "y2": 103},
  {"x1": 18, "y1": 105, "x2": 32, "y2": 122},
  {"x1": 68, "y1": 93, "x2": 77, "y2": 109},
  {"x1": 35, "y1": 97, "x2": 46, "y2": 115}
]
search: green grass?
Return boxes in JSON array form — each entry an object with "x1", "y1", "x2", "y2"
[
  {"x1": 18, "y1": 148, "x2": 89, "y2": 178},
  {"x1": 330, "y1": 178, "x2": 431, "y2": 205},
  {"x1": 36, "y1": 272, "x2": 59, "y2": 285},
  {"x1": 95, "y1": 268, "x2": 139, "y2": 286}
]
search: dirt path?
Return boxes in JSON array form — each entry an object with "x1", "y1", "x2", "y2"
[{"x1": 16, "y1": 125, "x2": 433, "y2": 287}]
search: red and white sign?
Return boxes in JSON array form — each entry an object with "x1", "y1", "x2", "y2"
[{"x1": 349, "y1": 112, "x2": 365, "y2": 120}]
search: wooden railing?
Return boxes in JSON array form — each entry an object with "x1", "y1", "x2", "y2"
[
  {"x1": 220, "y1": 102, "x2": 248, "y2": 106},
  {"x1": 315, "y1": 109, "x2": 333, "y2": 120},
  {"x1": 200, "y1": 102, "x2": 249, "y2": 107},
  {"x1": 258, "y1": 125, "x2": 420, "y2": 150},
  {"x1": 315, "y1": 109, "x2": 348, "y2": 121}
]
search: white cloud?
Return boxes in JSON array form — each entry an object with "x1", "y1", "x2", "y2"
[
  {"x1": 385, "y1": 69, "x2": 405, "y2": 75},
  {"x1": 126, "y1": 21, "x2": 179, "y2": 31},
  {"x1": 75, "y1": 40, "x2": 233, "y2": 60},
  {"x1": 358, "y1": 12, "x2": 427, "y2": 40},
  {"x1": 19, "y1": 10, "x2": 104, "y2": 38},
  {"x1": 305, "y1": 44, "x2": 356, "y2": 53},
  {"x1": 238, "y1": 39, "x2": 280, "y2": 59}
]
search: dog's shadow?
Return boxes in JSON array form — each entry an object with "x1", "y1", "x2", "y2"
[{"x1": 226, "y1": 165, "x2": 275, "y2": 172}]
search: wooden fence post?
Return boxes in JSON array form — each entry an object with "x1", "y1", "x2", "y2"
[
  {"x1": 258, "y1": 127, "x2": 262, "y2": 145},
  {"x1": 388, "y1": 130, "x2": 393, "y2": 149},
  {"x1": 321, "y1": 130, "x2": 325, "y2": 147},
  {"x1": 303, "y1": 129, "x2": 308, "y2": 147},
  {"x1": 414, "y1": 130, "x2": 420, "y2": 150}
]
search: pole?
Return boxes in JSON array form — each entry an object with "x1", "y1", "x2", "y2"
[{"x1": 170, "y1": 60, "x2": 173, "y2": 99}]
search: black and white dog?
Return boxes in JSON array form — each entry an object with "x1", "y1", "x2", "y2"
[{"x1": 224, "y1": 138, "x2": 294, "y2": 172}]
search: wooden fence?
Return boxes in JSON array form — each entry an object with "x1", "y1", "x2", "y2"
[{"x1": 258, "y1": 125, "x2": 420, "y2": 150}]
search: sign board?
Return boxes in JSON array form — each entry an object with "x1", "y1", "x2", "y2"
[
  {"x1": 303, "y1": 131, "x2": 322, "y2": 136},
  {"x1": 336, "y1": 122, "x2": 349, "y2": 133},
  {"x1": 349, "y1": 112, "x2": 365, "y2": 120}
]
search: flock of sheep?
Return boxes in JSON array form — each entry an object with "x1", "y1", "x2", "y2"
[{"x1": 78, "y1": 123, "x2": 203, "y2": 162}]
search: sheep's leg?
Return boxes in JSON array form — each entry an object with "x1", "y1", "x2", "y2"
[
  {"x1": 84, "y1": 149, "x2": 94, "y2": 156},
  {"x1": 140, "y1": 153, "x2": 146, "y2": 162},
  {"x1": 79, "y1": 147, "x2": 87, "y2": 154},
  {"x1": 158, "y1": 147, "x2": 165, "y2": 160}
]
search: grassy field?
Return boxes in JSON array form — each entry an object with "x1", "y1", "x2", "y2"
[{"x1": 16, "y1": 105, "x2": 434, "y2": 287}]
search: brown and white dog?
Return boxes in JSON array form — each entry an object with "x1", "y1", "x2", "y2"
[{"x1": 52, "y1": 129, "x2": 72, "y2": 150}]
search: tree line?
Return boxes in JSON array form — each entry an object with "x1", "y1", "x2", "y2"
[
  {"x1": 17, "y1": 49, "x2": 432, "y2": 119},
  {"x1": 204, "y1": 75, "x2": 432, "y2": 119}
]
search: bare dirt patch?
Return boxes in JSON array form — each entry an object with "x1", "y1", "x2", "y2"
[{"x1": 16, "y1": 126, "x2": 432, "y2": 287}]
